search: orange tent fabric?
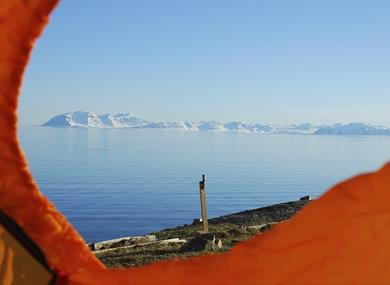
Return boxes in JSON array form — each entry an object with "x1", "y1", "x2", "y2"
[
  {"x1": 2, "y1": 1, "x2": 390, "y2": 284},
  {"x1": 0, "y1": 0, "x2": 104, "y2": 276}
]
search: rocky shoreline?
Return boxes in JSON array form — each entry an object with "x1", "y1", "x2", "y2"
[{"x1": 91, "y1": 199, "x2": 310, "y2": 268}]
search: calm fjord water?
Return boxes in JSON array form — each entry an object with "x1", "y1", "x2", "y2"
[{"x1": 19, "y1": 126, "x2": 390, "y2": 242}]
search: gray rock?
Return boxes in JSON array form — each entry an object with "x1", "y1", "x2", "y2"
[{"x1": 180, "y1": 233, "x2": 222, "y2": 252}]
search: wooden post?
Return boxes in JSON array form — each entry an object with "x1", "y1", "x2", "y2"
[{"x1": 199, "y1": 174, "x2": 209, "y2": 233}]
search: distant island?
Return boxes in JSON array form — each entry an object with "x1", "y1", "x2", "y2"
[{"x1": 42, "y1": 111, "x2": 390, "y2": 136}]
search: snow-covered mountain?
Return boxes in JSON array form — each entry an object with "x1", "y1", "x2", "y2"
[
  {"x1": 197, "y1": 121, "x2": 226, "y2": 132},
  {"x1": 42, "y1": 111, "x2": 150, "y2": 128},
  {"x1": 314, "y1": 123, "x2": 390, "y2": 136},
  {"x1": 42, "y1": 112, "x2": 390, "y2": 136},
  {"x1": 141, "y1": 121, "x2": 198, "y2": 131},
  {"x1": 221, "y1": 122, "x2": 319, "y2": 134},
  {"x1": 42, "y1": 111, "x2": 105, "y2": 128},
  {"x1": 224, "y1": 121, "x2": 258, "y2": 133},
  {"x1": 275, "y1": 123, "x2": 319, "y2": 135},
  {"x1": 98, "y1": 113, "x2": 150, "y2": 128}
]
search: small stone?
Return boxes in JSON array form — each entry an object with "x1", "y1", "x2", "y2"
[
  {"x1": 88, "y1": 243, "x2": 95, "y2": 251},
  {"x1": 214, "y1": 239, "x2": 223, "y2": 250},
  {"x1": 192, "y1": 218, "x2": 201, "y2": 225},
  {"x1": 300, "y1": 195, "x2": 311, "y2": 201}
]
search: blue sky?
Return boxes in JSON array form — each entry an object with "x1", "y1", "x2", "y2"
[{"x1": 19, "y1": 0, "x2": 390, "y2": 125}]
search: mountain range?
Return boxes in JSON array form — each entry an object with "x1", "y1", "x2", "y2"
[{"x1": 42, "y1": 111, "x2": 390, "y2": 136}]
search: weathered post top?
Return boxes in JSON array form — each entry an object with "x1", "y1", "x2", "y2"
[{"x1": 199, "y1": 175, "x2": 205, "y2": 187}]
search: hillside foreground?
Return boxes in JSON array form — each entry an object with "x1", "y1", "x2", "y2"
[{"x1": 90, "y1": 200, "x2": 310, "y2": 268}]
